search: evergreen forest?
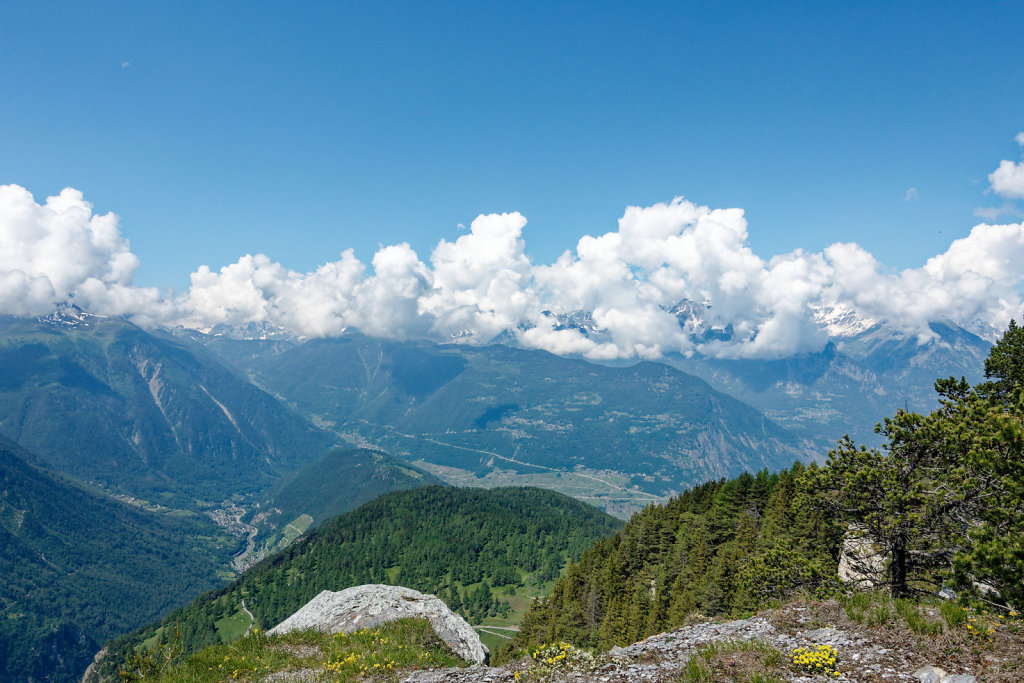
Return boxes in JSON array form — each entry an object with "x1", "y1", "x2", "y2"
[
  {"x1": 0, "y1": 435, "x2": 229, "y2": 682},
  {"x1": 507, "y1": 320, "x2": 1024, "y2": 660}
]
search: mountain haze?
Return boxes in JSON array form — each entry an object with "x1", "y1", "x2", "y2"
[
  {"x1": 253, "y1": 446, "x2": 442, "y2": 557},
  {"x1": 666, "y1": 321, "x2": 992, "y2": 446}
]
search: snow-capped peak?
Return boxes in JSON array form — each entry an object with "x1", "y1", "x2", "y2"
[
  {"x1": 812, "y1": 304, "x2": 878, "y2": 338},
  {"x1": 38, "y1": 303, "x2": 108, "y2": 329}
]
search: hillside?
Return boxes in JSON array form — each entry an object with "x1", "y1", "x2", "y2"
[
  {"x1": 0, "y1": 435, "x2": 232, "y2": 682},
  {"x1": 508, "y1": 320, "x2": 1024, "y2": 666},
  {"x1": 251, "y1": 447, "x2": 442, "y2": 558},
  {"x1": 506, "y1": 463, "x2": 837, "y2": 656},
  {"x1": 0, "y1": 311, "x2": 335, "y2": 504},
  {"x1": 97, "y1": 486, "x2": 622, "y2": 678},
  {"x1": 207, "y1": 334, "x2": 812, "y2": 510}
]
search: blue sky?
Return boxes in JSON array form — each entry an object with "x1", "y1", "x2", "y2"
[
  {"x1": 2, "y1": 2, "x2": 1024, "y2": 360},
  {"x1": 3, "y1": 1, "x2": 1022, "y2": 291}
]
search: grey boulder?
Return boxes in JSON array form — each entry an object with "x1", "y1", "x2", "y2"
[{"x1": 267, "y1": 584, "x2": 488, "y2": 665}]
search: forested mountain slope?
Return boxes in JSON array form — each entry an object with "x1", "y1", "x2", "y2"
[
  {"x1": 0, "y1": 311, "x2": 334, "y2": 504},
  {"x1": 98, "y1": 486, "x2": 622, "y2": 678},
  {"x1": 0, "y1": 435, "x2": 230, "y2": 682},
  {"x1": 508, "y1": 320, "x2": 1024, "y2": 661},
  {"x1": 0, "y1": 313, "x2": 335, "y2": 505},
  {"x1": 506, "y1": 463, "x2": 837, "y2": 657}
]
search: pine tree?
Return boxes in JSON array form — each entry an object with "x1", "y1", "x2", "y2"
[{"x1": 979, "y1": 318, "x2": 1024, "y2": 404}]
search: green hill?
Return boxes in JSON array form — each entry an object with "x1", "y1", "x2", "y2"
[
  {"x1": 253, "y1": 446, "x2": 442, "y2": 555},
  {"x1": 0, "y1": 435, "x2": 233, "y2": 682},
  {"x1": 98, "y1": 486, "x2": 622, "y2": 678},
  {"x1": 505, "y1": 463, "x2": 838, "y2": 659}
]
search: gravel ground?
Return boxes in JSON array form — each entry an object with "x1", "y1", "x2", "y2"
[{"x1": 397, "y1": 599, "x2": 1024, "y2": 682}]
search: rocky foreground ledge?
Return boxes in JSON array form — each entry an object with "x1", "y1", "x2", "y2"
[
  {"x1": 399, "y1": 599, "x2": 1020, "y2": 682},
  {"x1": 118, "y1": 586, "x2": 1018, "y2": 682}
]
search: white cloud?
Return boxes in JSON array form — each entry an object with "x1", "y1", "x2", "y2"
[
  {"x1": 5, "y1": 183, "x2": 1022, "y2": 361},
  {"x1": 989, "y1": 160, "x2": 1024, "y2": 199},
  {"x1": 822, "y1": 223, "x2": 1024, "y2": 340},
  {"x1": 904, "y1": 187, "x2": 918, "y2": 201},
  {"x1": 988, "y1": 132, "x2": 1024, "y2": 199},
  {"x1": 974, "y1": 203, "x2": 1023, "y2": 221},
  {"x1": 0, "y1": 184, "x2": 163, "y2": 317}
]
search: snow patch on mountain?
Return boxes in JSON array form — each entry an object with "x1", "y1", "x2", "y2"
[{"x1": 811, "y1": 304, "x2": 878, "y2": 338}]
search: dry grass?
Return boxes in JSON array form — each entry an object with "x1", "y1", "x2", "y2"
[{"x1": 767, "y1": 593, "x2": 1024, "y2": 682}]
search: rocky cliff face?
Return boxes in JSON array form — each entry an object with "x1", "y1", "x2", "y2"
[{"x1": 268, "y1": 584, "x2": 488, "y2": 665}]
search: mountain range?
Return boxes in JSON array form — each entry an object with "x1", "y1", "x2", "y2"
[
  {"x1": 0, "y1": 304, "x2": 999, "y2": 680},
  {"x1": 0, "y1": 309, "x2": 334, "y2": 504},
  {"x1": 192, "y1": 332, "x2": 814, "y2": 510}
]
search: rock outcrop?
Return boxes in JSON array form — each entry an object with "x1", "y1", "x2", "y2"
[
  {"x1": 267, "y1": 584, "x2": 488, "y2": 664},
  {"x1": 837, "y1": 524, "x2": 888, "y2": 588}
]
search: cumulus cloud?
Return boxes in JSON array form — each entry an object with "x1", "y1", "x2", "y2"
[
  {"x1": 4, "y1": 183, "x2": 1023, "y2": 361},
  {"x1": 0, "y1": 184, "x2": 164, "y2": 317},
  {"x1": 988, "y1": 132, "x2": 1024, "y2": 199},
  {"x1": 904, "y1": 187, "x2": 918, "y2": 201},
  {"x1": 167, "y1": 196, "x2": 1024, "y2": 360}
]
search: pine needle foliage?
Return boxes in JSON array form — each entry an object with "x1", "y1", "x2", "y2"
[{"x1": 505, "y1": 465, "x2": 841, "y2": 658}]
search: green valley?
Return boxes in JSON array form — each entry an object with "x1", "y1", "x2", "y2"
[{"x1": 96, "y1": 486, "x2": 622, "y2": 678}]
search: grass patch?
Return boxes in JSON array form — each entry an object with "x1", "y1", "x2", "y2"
[
  {"x1": 894, "y1": 598, "x2": 943, "y2": 636},
  {"x1": 118, "y1": 618, "x2": 468, "y2": 682},
  {"x1": 672, "y1": 638, "x2": 787, "y2": 682},
  {"x1": 214, "y1": 608, "x2": 252, "y2": 642},
  {"x1": 940, "y1": 601, "x2": 967, "y2": 629},
  {"x1": 841, "y1": 590, "x2": 944, "y2": 633}
]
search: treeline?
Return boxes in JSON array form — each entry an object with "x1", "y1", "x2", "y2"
[
  {"x1": 509, "y1": 320, "x2": 1024, "y2": 660},
  {"x1": 507, "y1": 464, "x2": 839, "y2": 656},
  {"x1": 99, "y1": 486, "x2": 621, "y2": 677}
]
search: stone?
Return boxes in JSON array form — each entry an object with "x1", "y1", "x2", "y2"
[
  {"x1": 913, "y1": 666, "x2": 947, "y2": 683},
  {"x1": 267, "y1": 584, "x2": 488, "y2": 664},
  {"x1": 941, "y1": 676, "x2": 977, "y2": 683},
  {"x1": 838, "y1": 523, "x2": 888, "y2": 588}
]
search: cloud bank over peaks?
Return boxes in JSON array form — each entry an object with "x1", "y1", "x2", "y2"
[
  {"x1": 170, "y1": 197, "x2": 1024, "y2": 360},
  {"x1": 0, "y1": 184, "x2": 167, "y2": 320},
  {"x1": 2, "y1": 184, "x2": 1022, "y2": 360}
]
